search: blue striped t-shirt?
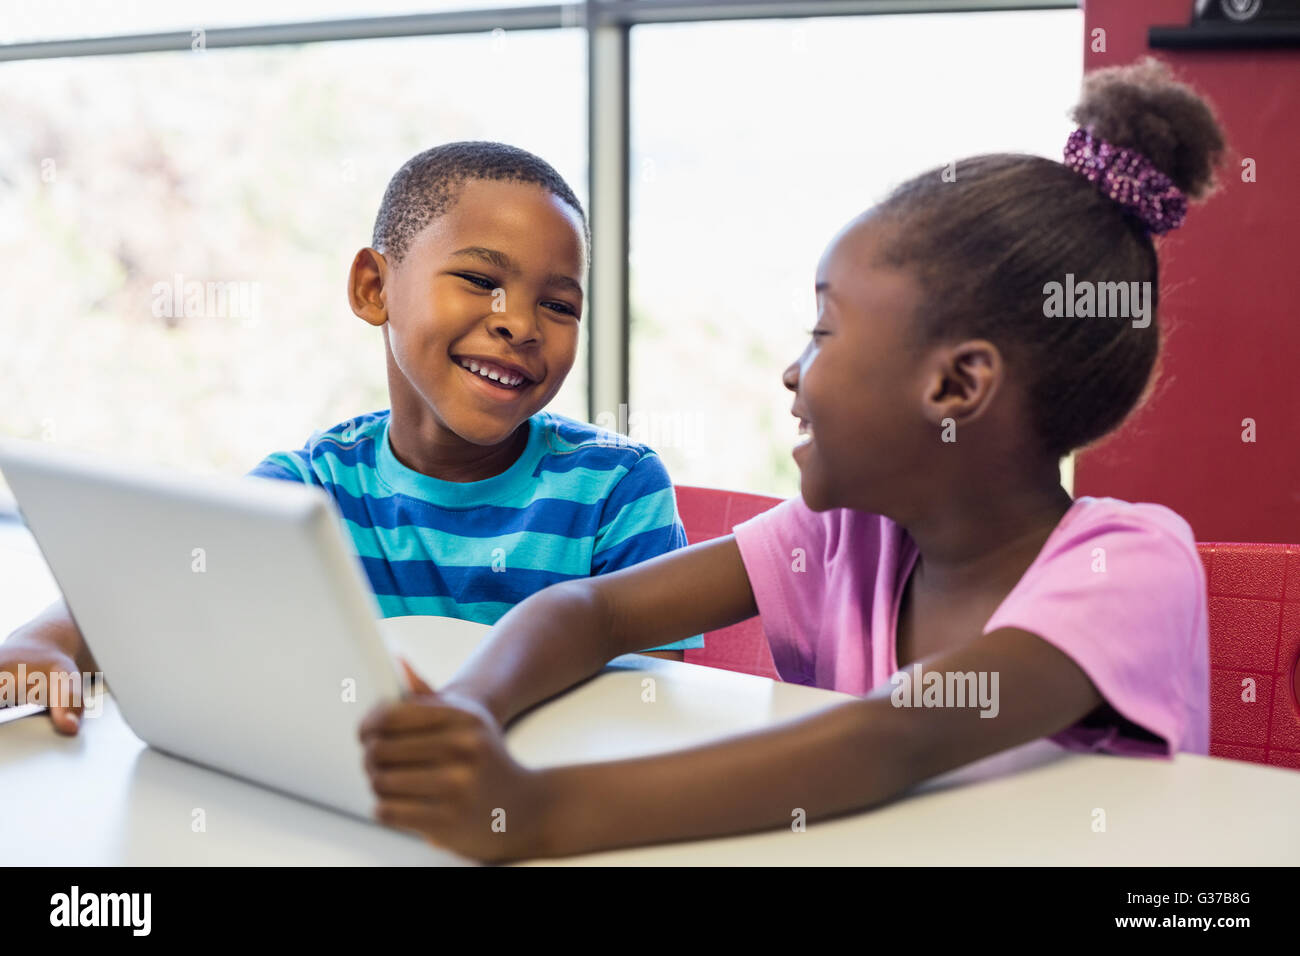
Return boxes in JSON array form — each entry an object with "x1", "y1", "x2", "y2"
[{"x1": 246, "y1": 408, "x2": 702, "y2": 651}]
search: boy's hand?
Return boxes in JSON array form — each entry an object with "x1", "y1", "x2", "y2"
[
  {"x1": 0, "y1": 635, "x2": 85, "y2": 735},
  {"x1": 359, "y1": 660, "x2": 556, "y2": 863}
]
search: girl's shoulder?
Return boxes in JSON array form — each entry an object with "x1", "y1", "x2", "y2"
[
  {"x1": 1065, "y1": 495, "x2": 1194, "y2": 531},
  {"x1": 1056, "y1": 495, "x2": 1200, "y2": 559}
]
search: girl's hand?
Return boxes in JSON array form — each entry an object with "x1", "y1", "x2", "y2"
[{"x1": 359, "y1": 660, "x2": 556, "y2": 863}]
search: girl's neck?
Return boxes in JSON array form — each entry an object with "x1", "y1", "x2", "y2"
[{"x1": 900, "y1": 475, "x2": 1074, "y2": 596}]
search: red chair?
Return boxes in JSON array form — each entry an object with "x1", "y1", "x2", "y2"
[
  {"x1": 1200, "y1": 543, "x2": 1300, "y2": 771},
  {"x1": 675, "y1": 485, "x2": 783, "y2": 680},
  {"x1": 676, "y1": 485, "x2": 1300, "y2": 771}
]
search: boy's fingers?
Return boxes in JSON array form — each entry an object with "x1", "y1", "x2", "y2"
[
  {"x1": 48, "y1": 703, "x2": 83, "y2": 736},
  {"x1": 399, "y1": 658, "x2": 435, "y2": 696}
]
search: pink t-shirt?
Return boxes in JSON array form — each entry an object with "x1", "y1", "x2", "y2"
[{"x1": 732, "y1": 495, "x2": 1209, "y2": 756}]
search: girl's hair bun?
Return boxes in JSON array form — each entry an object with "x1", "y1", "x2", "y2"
[{"x1": 1071, "y1": 57, "x2": 1226, "y2": 201}]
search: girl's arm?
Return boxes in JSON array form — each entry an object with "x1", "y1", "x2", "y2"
[
  {"x1": 438, "y1": 534, "x2": 759, "y2": 727},
  {"x1": 363, "y1": 530, "x2": 1104, "y2": 860},
  {"x1": 533, "y1": 625, "x2": 1103, "y2": 857}
]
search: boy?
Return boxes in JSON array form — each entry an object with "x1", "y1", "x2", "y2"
[{"x1": 1, "y1": 142, "x2": 701, "y2": 734}]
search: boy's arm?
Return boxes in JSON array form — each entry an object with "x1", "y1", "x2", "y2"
[{"x1": 441, "y1": 534, "x2": 757, "y2": 727}]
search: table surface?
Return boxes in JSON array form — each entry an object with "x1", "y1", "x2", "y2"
[{"x1": 4, "y1": 519, "x2": 1300, "y2": 865}]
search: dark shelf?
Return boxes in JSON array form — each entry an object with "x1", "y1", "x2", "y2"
[{"x1": 1150, "y1": 22, "x2": 1300, "y2": 49}]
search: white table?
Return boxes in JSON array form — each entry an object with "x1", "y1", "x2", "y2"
[{"x1": 4, "y1": 521, "x2": 1300, "y2": 865}]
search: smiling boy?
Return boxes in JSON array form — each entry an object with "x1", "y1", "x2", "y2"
[
  {"x1": 2, "y1": 142, "x2": 700, "y2": 735},
  {"x1": 247, "y1": 143, "x2": 701, "y2": 651}
]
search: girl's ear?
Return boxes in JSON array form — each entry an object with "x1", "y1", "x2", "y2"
[
  {"x1": 919, "y1": 338, "x2": 1003, "y2": 427},
  {"x1": 348, "y1": 247, "x2": 390, "y2": 327}
]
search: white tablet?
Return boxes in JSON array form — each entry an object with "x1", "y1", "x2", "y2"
[{"x1": 0, "y1": 438, "x2": 404, "y2": 821}]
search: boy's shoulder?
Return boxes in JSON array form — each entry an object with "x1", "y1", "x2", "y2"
[
  {"x1": 533, "y1": 411, "x2": 666, "y2": 470},
  {"x1": 247, "y1": 410, "x2": 388, "y2": 484},
  {"x1": 301, "y1": 409, "x2": 390, "y2": 455}
]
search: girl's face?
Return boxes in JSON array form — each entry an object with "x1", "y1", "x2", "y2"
[{"x1": 783, "y1": 216, "x2": 933, "y2": 514}]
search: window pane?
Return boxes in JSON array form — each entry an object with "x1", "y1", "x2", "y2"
[
  {"x1": 630, "y1": 10, "x2": 1083, "y2": 496},
  {"x1": 3, "y1": 1, "x2": 544, "y2": 44},
  {"x1": 0, "y1": 30, "x2": 586, "y2": 487}
]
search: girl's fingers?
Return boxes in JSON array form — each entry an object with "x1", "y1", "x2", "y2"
[
  {"x1": 363, "y1": 731, "x2": 475, "y2": 772},
  {"x1": 368, "y1": 766, "x2": 466, "y2": 800},
  {"x1": 374, "y1": 796, "x2": 454, "y2": 834},
  {"x1": 398, "y1": 657, "x2": 435, "y2": 696},
  {"x1": 358, "y1": 700, "x2": 470, "y2": 738}
]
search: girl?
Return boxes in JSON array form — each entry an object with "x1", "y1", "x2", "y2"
[{"x1": 360, "y1": 59, "x2": 1227, "y2": 862}]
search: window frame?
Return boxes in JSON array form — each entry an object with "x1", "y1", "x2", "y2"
[{"x1": 0, "y1": 0, "x2": 1077, "y2": 427}]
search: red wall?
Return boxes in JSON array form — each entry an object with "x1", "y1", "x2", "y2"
[{"x1": 1075, "y1": 0, "x2": 1300, "y2": 543}]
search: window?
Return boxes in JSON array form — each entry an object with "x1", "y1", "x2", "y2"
[
  {"x1": 1, "y1": 1, "x2": 540, "y2": 44},
  {"x1": 629, "y1": 10, "x2": 1083, "y2": 495},
  {"x1": 0, "y1": 29, "x2": 586, "y2": 478},
  {"x1": 0, "y1": 2, "x2": 1081, "y2": 500}
]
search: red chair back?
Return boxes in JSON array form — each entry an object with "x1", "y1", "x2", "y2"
[
  {"x1": 675, "y1": 486, "x2": 1300, "y2": 771},
  {"x1": 1199, "y1": 543, "x2": 1300, "y2": 771},
  {"x1": 674, "y1": 485, "x2": 782, "y2": 680}
]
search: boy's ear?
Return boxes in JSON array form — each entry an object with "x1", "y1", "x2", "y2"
[
  {"x1": 349, "y1": 247, "x2": 390, "y2": 327},
  {"x1": 919, "y1": 338, "x2": 1003, "y2": 427}
]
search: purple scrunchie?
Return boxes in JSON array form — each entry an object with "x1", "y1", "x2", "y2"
[{"x1": 1063, "y1": 127, "x2": 1188, "y2": 236}]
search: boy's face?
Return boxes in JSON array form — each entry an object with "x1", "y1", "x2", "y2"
[{"x1": 353, "y1": 179, "x2": 586, "y2": 450}]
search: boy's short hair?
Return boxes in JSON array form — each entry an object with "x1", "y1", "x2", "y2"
[{"x1": 371, "y1": 141, "x2": 589, "y2": 265}]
